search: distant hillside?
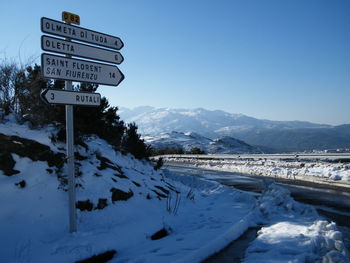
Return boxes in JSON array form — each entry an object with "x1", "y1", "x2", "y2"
[
  {"x1": 120, "y1": 107, "x2": 350, "y2": 152},
  {"x1": 233, "y1": 125, "x2": 350, "y2": 152},
  {"x1": 143, "y1": 131, "x2": 261, "y2": 154},
  {"x1": 119, "y1": 107, "x2": 329, "y2": 137}
]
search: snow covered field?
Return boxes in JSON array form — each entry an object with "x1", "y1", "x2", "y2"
[
  {"x1": 1, "y1": 117, "x2": 349, "y2": 262},
  {"x1": 162, "y1": 157, "x2": 350, "y2": 189}
]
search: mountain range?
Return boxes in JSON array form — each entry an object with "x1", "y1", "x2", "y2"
[
  {"x1": 143, "y1": 131, "x2": 261, "y2": 154},
  {"x1": 119, "y1": 106, "x2": 350, "y2": 153}
]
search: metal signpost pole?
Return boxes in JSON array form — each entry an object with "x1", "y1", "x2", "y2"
[
  {"x1": 64, "y1": 21, "x2": 77, "y2": 233},
  {"x1": 40, "y1": 11, "x2": 124, "y2": 233},
  {"x1": 66, "y1": 81, "x2": 76, "y2": 233}
]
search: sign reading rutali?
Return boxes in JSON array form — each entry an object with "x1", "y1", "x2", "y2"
[{"x1": 41, "y1": 89, "x2": 101, "y2": 106}]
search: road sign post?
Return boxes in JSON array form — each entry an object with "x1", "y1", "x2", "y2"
[
  {"x1": 41, "y1": 89, "x2": 101, "y2": 106},
  {"x1": 62, "y1": 11, "x2": 80, "y2": 25},
  {"x1": 66, "y1": 81, "x2": 76, "y2": 233},
  {"x1": 41, "y1": 35, "x2": 124, "y2": 64},
  {"x1": 41, "y1": 17, "x2": 123, "y2": 50},
  {"x1": 41, "y1": 53, "x2": 124, "y2": 86},
  {"x1": 40, "y1": 12, "x2": 124, "y2": 233},
  {"x1": 64, "y1": 22, "x2": 77, "y2": 233}
]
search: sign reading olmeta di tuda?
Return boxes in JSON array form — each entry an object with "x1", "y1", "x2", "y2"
[
  {"x1": 41, "y1": 53, "x2": 124, "y2": 86},
  {"x1": 42, "y1": 35, "x2": 124, "y2": 64},
  {"x1": 41, "y1": 17, "x2": 123, "y2": 50},
  {"x1": 41, "y1": 89, "x2": 101, "y2": 106}
]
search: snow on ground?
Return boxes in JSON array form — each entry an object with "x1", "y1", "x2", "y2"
[
  {"x1": 163, "y1": 157, "x2": 350, "y2": 186},
  {"x1": 0, "y1": 114, "x2": 63, "y2": 152},
  {"x1": 0, "y1": 116, "x2": 349, "y2": 262},
  {"x1": 243, "y1": 183, "x2": 349, "y2": 262}
]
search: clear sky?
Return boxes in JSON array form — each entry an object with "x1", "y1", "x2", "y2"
[{"x1": 1, "y1": 0, "x2": 349, "y2": 125}]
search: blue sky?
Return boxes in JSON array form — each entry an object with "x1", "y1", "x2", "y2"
[{"x1": 1, "y1": 0, "x2": 349, "y2": 125}]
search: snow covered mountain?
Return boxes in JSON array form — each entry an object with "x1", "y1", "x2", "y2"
[
  {"x1": 119, "y1": 107, "x2": 350, "y2": 152},
  {"x1": 119, "y1": 106, "x2": 330, "y2": 136},
  {"x1": 143, "y1": 131, "x2": 262, "y2": 154}
]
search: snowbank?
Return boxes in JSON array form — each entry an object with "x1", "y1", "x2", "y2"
[
  {"x1": 1, "y1": 119, "x2": 256, "y2": 263},
  {"x1": 245, "y1": 183, "x2": 349, "y2": 262},
  {"x1": 1, "y1": 117, "x2": 349, "y2": 262},
  {"x1": 164, "y1": 157, "x2": 350, "y2": 186}
]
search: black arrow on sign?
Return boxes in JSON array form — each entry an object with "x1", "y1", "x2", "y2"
[{"x1": 40, "y1": 89, "x2": 50, "y2": 105}]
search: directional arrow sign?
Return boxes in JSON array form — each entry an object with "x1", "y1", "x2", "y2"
[
  {"x1": 41, "y1": 89, "x2": 101, "y2": 106},
  {"x1": 41, "y1": 53, "x2": 124, "y2": 86},
  {"x1": 41, "y1": 17, "x2": 123, "y2": 50},
  {"x1": 42, "y1": 35, "x2": 124, "y2": 64}
]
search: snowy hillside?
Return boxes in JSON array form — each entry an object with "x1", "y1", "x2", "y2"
[
  {"x1": 143, "y1": 131, "x2": 261, "y2": 154},
  {"x1": 119, "y1": 106, "x2": 350, "y2": 152},
  {"x1": 1, "y1": 115, "x2": 349, "y2": 262}
]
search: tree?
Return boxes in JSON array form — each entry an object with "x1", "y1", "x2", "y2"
[
  {"x1": 73, "y1": 85, "x2": 125, "y2": 149},
  {"x1": 14, "y1": 64, "x2": 65, "y2": 127},
  {"x1": 0, "y1": 61, "x2": 21, "y2": 115},
  {"x1": 187, "y1": 147, "x2": 205, "y2": 154},
  {"x1": 0, "y1": 61, "x2": 148, "y2": 159},
  {"x1": 150, "y1": 147, "x2": 184, "y2": 156},
  {"x1": 122, "y1": 122, "x2": 151, "y2": 159}
]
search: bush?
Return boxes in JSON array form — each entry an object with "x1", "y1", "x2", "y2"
[
  {"x1": 187, "y1": 147, "x2": 205, "y2": 154},
  {"x1": 150, "y1": 147, "x2": 184, "y2": 156},
  {"x1": 154, "y1": 157, "x2": 164, "y2": 170},
  {"x1": 0, "y1": 61, "x2": 19, "y2": 115},
  {"x1": 121, "y1": 123, "x2": 151, "y2": 159}
]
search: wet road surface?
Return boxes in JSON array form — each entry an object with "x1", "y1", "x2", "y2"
[{"x1": 164, "y1": 164, "x2": 350, "y2": 262}]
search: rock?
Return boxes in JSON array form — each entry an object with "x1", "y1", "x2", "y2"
[
  {"x1": 75, "y1": 250, "x2": 116, "y2": 263},
  {"x1": 76, "y1": 200, "x2": 94, "y2": 211},
  {"x1": 151, "y1": 228, "x2": 170, "y2": 240},
  {"x1": 110, "y1": 188, "x2": 133, "y2": 202},
  {"x1": 96, "y1": 198, "x2": 108, "y2": 210},
  {"x1": 0, "y1": 133, "x2": 65, "y2": 168},
  {"x1": 0, "y1": 153, "x2": 20, "y2": 176},
  {"x1": 15, "y1": 180, "x2": 26, "y2": 188}
]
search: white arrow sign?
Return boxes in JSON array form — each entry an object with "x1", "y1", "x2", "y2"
[
  {"x1": 41, "y1": 53, "x2": 124, "y2": 86},
  {"x1": 42, "y1": 35, "x2": 124, "y2": 64},
  {"x1": 41, "y1": 89, "x2": 101, "y2": 106},
  {"x1": 41, "y1": 17, "x2": 123, "y2": 50}
]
